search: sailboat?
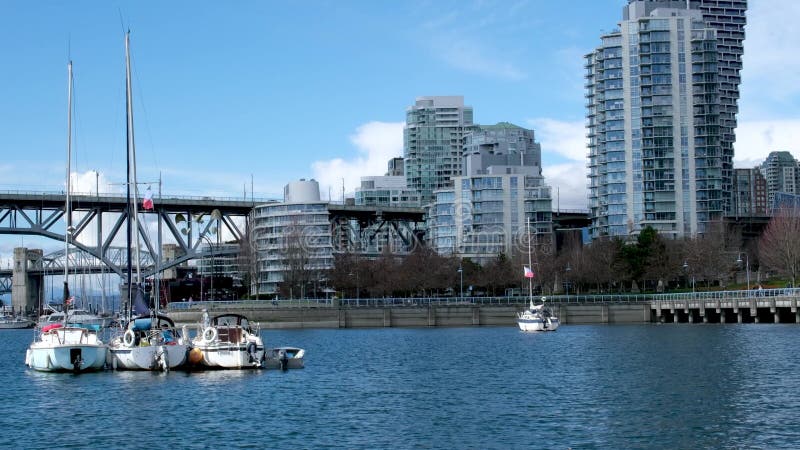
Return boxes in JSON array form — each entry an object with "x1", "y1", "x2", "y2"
[
  {"x1": 517, "y1": 218, "x2": 560, "y2": 332},
  {"x1": 25, "y1": 61, "x2": 108, "y2": 372},
  {"x1": 106, "y1": 31, "x2": 189, "y2": 371}
]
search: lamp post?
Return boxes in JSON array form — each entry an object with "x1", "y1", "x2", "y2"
[
  {"x1": 199, "y1": 235, "x2": 215, "y2": 302},
  {"x1": 682, "y1": 260, "x2": 695, "y2": 294},
  {"x1": 736, "y1": 253, "x2": 750, "y2": 295},
  {"x1": 565, "y1": 263, "x2": 571, "y2": 300},
  {"x1": 458, "y1": 264, "x2": 464, "y2": 302}
]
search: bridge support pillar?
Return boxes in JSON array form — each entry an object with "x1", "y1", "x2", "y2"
[
  {"x1": 737, "y1": 310, "x2": 743, "y2": 323},
  {"x1": 12, "y1": 248, "x2": 44, "y2": 315},
  {"x1": 774, "y1": 311, "x2": 780, "y2": 324},
  {"x1": 688, "y1": 312, "x2": 694, "y2": 323},
  {"x1": 720, "y1": 311, "x2": 726, "y2": 323},
  {"x1": 796, "y1": 310, "x2": 800, "y2": 324},
  {"x1": 672, "y1": 309, "x2": 678, "y2": 323}
]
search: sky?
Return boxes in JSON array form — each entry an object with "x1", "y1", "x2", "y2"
[{"x1": 0, "y1": 0, "x2": 798, "y2": 262}]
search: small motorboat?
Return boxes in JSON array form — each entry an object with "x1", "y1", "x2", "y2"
[
  {"x1": 0, "y1": 315, "x2": 35, "y2": 329},
  {"x1": 263, "y1": 347, "x2": 305, "y2": 370},
  {"x1": 192, "y1": 313, "x2": 265, "y2": 369}
]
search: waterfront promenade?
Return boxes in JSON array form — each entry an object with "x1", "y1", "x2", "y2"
[{"x1": 166, "y1": 287, "x2": 800, "y2": 328}]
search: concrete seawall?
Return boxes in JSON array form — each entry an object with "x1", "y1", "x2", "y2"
[{"x1": 169, "y1": 303, "x2": 652, "y2": 329}]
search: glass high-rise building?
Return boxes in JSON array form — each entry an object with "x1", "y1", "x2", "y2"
[
  {"x1": 627, "y1": 1, "x2": 747, "y2": 215},
  {"x1": 404, "y1": 96, "x2": 474, "y2": 204},
  {"x1": 429, "y1": 123, "x2": 552, "y2": 264},
  {"x1": 587, "y1": 1, "x2": 746, "y2": 238},
  {"x1": 761, "y1": 151, "x2": 800, "y2": 209}
]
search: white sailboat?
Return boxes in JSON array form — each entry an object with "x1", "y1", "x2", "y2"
[
  {"x1": 25, "y1": 61, "x2": 108, "y2": 372},
  {"x1": 517, "y1": 218, "x2": 560, "y2": 332},
  {"x1": 107, "y1": 32, "x2": 189, "y2": 371}
]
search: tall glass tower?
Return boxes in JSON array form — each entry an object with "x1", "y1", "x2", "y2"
[
  {"x1": 587, "y1": 4, "x2": 727, "y2": 238},
  {"x1": 626, "y1": 0, "x2": 747, "y2": 215},
  {"x1": 404, "y1": 96, "x2": 474, "y2": 204}
]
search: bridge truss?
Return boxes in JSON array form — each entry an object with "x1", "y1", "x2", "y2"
[{"x1": 0, "y1": 192, "x2": 256, "y2": 280}]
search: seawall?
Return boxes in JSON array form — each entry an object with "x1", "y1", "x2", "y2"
[{"x1": 168, "y1": 303, "x2": 651, "y2": 329}]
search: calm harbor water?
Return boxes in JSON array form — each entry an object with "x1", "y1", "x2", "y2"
[{"x1": 2, "y1": 324, "x2": 799, "y2": 449}]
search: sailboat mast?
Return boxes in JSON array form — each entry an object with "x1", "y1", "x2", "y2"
[
  {"x1": 124, "y1": 32, "x2": 134, "y2": 321},
  {"x1": 126, "y1": 32, "x2": 143, "y2": 295},
  {"x1": 526, "y1": 217, "x2": 533, "y2": 302},
  {"x1": 63, "y1": 60, "x2": 73, "y2": 323}
]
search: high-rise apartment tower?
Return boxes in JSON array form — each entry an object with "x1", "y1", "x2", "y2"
[
  {"x1": 587, "y1": 1, "x2": 746, "y2": 238},
  {"x1": 404, "y1": 96, "x2": 474, "y2": 204}
]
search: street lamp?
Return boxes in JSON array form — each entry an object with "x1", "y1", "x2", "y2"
[
  {"x1": 682, "y1": 260, "x2": 695, "y2": 294},
  {"x1": 565, "y1": 263, "x2": 571, "y2": 300},
  {"x1": 458, "y1": 264, "x2": 464, "y2": 301},
  {"x1": 736, "y1": 253, "x2": 751, "y2": 295}
]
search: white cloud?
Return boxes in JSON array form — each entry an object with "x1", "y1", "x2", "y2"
[
  {"x1": 527, "y1": 118, "x2": 587, "y2": 162},
  {"x1": 312, "y1": 121, "x2": 404, "y2": 199},
  {"x1": 740, "y1": 0, "x2": 800, "y2": 109},
  {"x1": 543, "y1": 163, "x2": 588, "y2": 211},
  {"x1": 432, "y1": 34, "x2": 526, "y2": 81},
  {"x1": 733, "y1": 119, "x2": 800, "y2": 168},
  {"x1": 417, "y1": 8, "x2": 527, "y2": 81},
  {"x1": 524, "y1": 118, "x2": 589, "y2": 210},
  {"x1": 69, "y1": 170, "x2": 120, "y2": 195}
]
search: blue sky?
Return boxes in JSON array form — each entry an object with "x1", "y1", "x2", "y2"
[{"x1": 0, "y1": 0, "x2": 798, "y2": 261}]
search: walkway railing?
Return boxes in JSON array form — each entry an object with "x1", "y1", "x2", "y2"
[{"x1": 166, "y1": 287, "x2": 800, "y2": 311}]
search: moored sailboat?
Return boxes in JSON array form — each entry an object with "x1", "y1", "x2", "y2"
[
  {"x1": 106, "y1": 31, "x2": 189, "y2": 372},
  {"x1": 25, "y1": 60, "x2": 108, "y2": 372},
  {"x1": 517, "y1": 218, "x2": 560, "y2": 332}
]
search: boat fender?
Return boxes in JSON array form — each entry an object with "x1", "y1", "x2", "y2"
[
  {"x1": 202, "y1": 327, "x2": 217, "y2": 343},
  {"x1": 123, "y1": 329, "x2": 136, "y2": 347}
]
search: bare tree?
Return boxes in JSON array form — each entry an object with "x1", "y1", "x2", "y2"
[
  {"x1": 237, "y1": 215, "x2": 260, "y2": 299},
  {"x1": 759, "y1": 207, "x2": 800, "y2": 287},
  {"x1": 278, "y1": 222, "x2": 313, "y2": 298}
]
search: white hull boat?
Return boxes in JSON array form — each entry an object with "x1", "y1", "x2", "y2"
[
  {"x1": 263, "y1": 347, "x2": 305, "y2": 370},
  {"x1": 191, "y1": 313, "x2": 265, "y2": 369},
  {"x1": 25, "y1": 61, "x2": 107, "y2": 374},
  {"x1": 0, "y1": 316, "x2": 35, "y2": 329},
  {"x1": 25, "y1": 325, "x2": 107, "y2": 372},
  {"x1": 40, "y1": 309, "x2": 116, "y2": 329},
  {"x1": 517, "y1": 299, "x2": 560, "y2": 332},
  {"x1": 107, "y1": 315, "x2": 189, "y2": 371}
]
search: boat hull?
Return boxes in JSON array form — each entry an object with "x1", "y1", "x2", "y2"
[
  {"x1": 108, "y1": 342, "x2": 188, "y2": 371},
  {"x1": 0, "y1": 319, "x2": 35, "y2": 329},
  {"x1": 26, "y1": 328, "x2": 107, "y2": 372},
  {"x1": 194, "y1": 343, "x2": 265, "y2": 369},
  {"x1": 517, "y1": 316, "x2": 560, "y2": 332},
  {"x1": 263, "y1": 347, "x2": 305, "y2": 370}
]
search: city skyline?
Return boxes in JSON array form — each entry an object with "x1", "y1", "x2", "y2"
[{"x1": 0, "y1": 1, "x2": 798, "y2": 259}]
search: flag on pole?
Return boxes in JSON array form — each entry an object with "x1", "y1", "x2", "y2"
[
  {"x1": 524, "y1": 266, "x2": 535, "y2": 278},
  {"x1": 142, "y1": 187, "x2": 154, "y2": 210}
]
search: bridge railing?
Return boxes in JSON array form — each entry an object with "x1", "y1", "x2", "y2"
[{"x1": 0, "y1": 189, "x2": 278, "y2": 203}]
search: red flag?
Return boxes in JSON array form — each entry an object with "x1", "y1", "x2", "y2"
[
  {"x1": 142, "y1": 187, "x2": 154, "y2": 210},
  {"x1": 524, "y1": 266, "x2": 535, "y2": 278}
]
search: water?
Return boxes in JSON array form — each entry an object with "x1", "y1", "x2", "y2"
[{"x1": 2, "y1": 324, "x2": 800, "y2": 449}]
